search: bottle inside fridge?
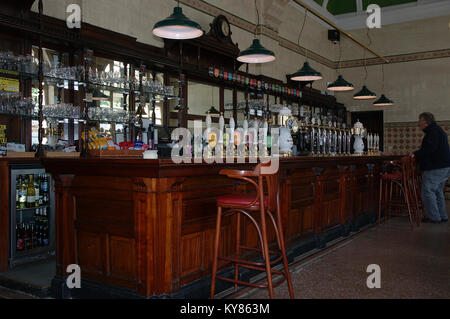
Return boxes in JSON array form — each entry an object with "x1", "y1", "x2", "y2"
[{"x1": 9, "y1": 167, "x2": 55, "y2": 268}]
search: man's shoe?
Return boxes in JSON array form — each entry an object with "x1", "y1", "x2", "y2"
[
  {"x1": 441, "y1": 219, "x2": 448, "y2": 223},
  {"x1": 422, "y1": 217, "x2": 441, "y2": 224}
]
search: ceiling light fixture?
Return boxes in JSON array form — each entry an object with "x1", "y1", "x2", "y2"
[
  {"x1": 291, "y1": 9, "x2": 322, "y2": 82},
  {"x1": 237, "y1": 0, "x2": 275, "y2": 64},
  {"x1": 328, "y1": 39, "x2": 354, "y2": 92},
  {"x1": 373, "y1": 63, "x2": 394, "y2": 106},
  {"x1": 152, "y1": 0, "x2": 204, "y2": 40},
  {"x1": 354, "y1": 28, "x2": 376, "y2": 100}
]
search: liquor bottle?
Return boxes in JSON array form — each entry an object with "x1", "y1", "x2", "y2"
[
  {"x1": 42, "y1": 174, "x2": 48, "y2": 195},
  {"x1": 16, "y1": 176, "x2": 21, "y2": 209},
  {"x1": 23, "y1": 223, "x2": 29, "y2": 250},
  {"x1": 34, "y1": 174, "x2": 40, "y2": 207},
  {"x1": 42, "y1": 223, "x2": 49, "y2": 247},
  {"x1": 26, "y1": 175, "x2": 36, "y2": 208},
  {"x1": 37, "y1": 223, "x2": 42, "y2": 247},
  {"x1": 19, "y1": 176, "x2": 27, "y2": 209},
  {"x1": 28, "y1": 224, "x2": 33, "y2": 250},
  {"x1": 31, "y1": 223, "x2": 36, "y2": 249},
  {"x1": 16, "y1": 223, "x2": 24, "y2": 252}
]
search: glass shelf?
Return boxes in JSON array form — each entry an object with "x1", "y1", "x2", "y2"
[
  {"x1": 87, "y1": 119, "x2": 133, "y2": 125},
  {"x1": 16, "y1": 205, "x2": 50, "y2": 213},
  {"x1": 0, "y1": 112, "x2": 38, "y2": 120}
]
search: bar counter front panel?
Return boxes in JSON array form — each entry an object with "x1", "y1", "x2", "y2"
[{"x1": 43, "y1": 156, "x2": 397, "y2": 298}]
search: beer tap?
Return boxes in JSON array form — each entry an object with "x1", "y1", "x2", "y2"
[
  {"x1": 310, "y1": 117, "x2": 319, "y2": 156},
  {"x1": 346, "y1": 127, "x2": 352, "y2": 155},
  {"x1": 337, "y1": 123, "x2": 343, "y2": 155},
  {"x1": 304, "y1": 117, "x2": 311, "y2": 155}
]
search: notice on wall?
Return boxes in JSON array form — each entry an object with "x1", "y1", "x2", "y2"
[
  {"x1": 0, "y1": 77, "x2": 19, "y2": 92},
  {"x1": 0, "y1": 124, "x2": 7, "y2": 156}
]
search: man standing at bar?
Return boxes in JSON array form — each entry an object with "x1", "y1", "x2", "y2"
[{"x1": 412, "y1": 112, "x2": 450, "y2": 223}]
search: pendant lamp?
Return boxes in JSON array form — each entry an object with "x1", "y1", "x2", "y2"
[
  {"x1": 373, "y1": 63, "x2": 393, "y2": 106},
  {"x1": 354, "y1": 29, "x2": 376, "y2": 100},
  {"x1": 237, "y1": 0, "x2": 275, "y2": 64},
  {"x1": 354, "y1": 85, "x2": 377, "y2": 100},
  {"x1": 328, "y1": 75, "x2": 354, "y2": 92},
  {"x1": 291, "y1": 9, "x2": 322, "y2": 82},
  {"x1": 373, "y1": 94, "x2": 393, "y2": 106},
  {"x1": 89, "y1": 88, "x2": 109, "y2": 101},
  {"x1": 152, "y1": 1, "x2": 203, "y2": 40},
  {"x1": 328, "y1": 39, "x2": 354, "y2": 92},
  {"x1": 206, "y1": 106, "x2": 220, "y2": 114},
  {"x1": 237, "y1": 39, "x2": 275, "y2": 63}
]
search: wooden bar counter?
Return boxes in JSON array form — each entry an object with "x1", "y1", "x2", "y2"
[{"x1": 43, "y1": 155, "x2": 399, "y2": 298}]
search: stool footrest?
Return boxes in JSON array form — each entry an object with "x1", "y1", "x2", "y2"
[
  {"x1": 218, "y1": 253, "x2": 283, "y2": 268},
  {"x1": 215, "y1": 271, "x2": 287, "y2": 290}
]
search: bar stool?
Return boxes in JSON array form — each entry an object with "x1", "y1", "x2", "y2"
[
  {"x1": 378, "y1": 162, "x2": 401, "y2": 225},
  {"x1": 378, "y1": 157, "x2": 419, "y2": 228},
  {"x1": 409, "y1": 158, "x2": 424, "y2": 222},
  {"x1": 210, "y1": 162, "x2": 294, "y2": 299}
]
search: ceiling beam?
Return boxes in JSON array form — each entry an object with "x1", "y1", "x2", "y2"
[{"x1": 292, "y1": 0, "x2": 390, "y2": 63}]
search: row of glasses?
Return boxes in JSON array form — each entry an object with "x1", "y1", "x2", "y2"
[
  {"x1": 0, "y1": 91, "x2": 35, "y2": 115},
  {"x1": 88, "y1": 107, "x2": 132, "y2": 123},
  {"x1": 43, "y1": 64, "x2": 85, "y2": 82},
  {"x1": 41, "y1": 103, "x2": 81, "y2": 120},
  {"x1": 141, "y1": 78, "x2": 174, "y2": 96},
  {"x1": 88, "y1": 68, "x2": 132, "y2": 90},
  {"x1": 0, "y1": 51, "x2": 37, "y2": 74}
]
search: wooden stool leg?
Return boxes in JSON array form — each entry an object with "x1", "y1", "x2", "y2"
[
  {"x1": 259, "y1": 206, "x2": 274, "y2": 299},
  {"x1": 234, "y1": 213, "x2": 241, "y2": 291},
  {"x1": 275, "y1": 206, "x2": 294, "y2": 299},
  {"x1": 210, "y1": 206, "x2": 222, "y2": 299},
  {"x1": 378, "y1": 179, "x2": 383, "y2": 226},
  {"x1": 400, "y1": 184, "x2": 414, "y2": 229},
  {"x1": 388, "y1": 180, "x2": 394, "y2": 222}
]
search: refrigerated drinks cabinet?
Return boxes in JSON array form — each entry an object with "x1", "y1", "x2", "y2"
[{"x1": 9, "y1": 164, "x2": 55, "y2": 268}]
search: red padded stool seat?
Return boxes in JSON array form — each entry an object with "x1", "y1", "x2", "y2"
[{"x1": 217, "y1": 194, "x2": 269, "y2": 207}]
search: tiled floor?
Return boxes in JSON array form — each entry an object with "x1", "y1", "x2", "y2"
[{"x1": 232, "y1": 213, "x2": 450, "y2": 299}]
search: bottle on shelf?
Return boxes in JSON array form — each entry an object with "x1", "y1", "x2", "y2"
[
  {"x1": 23, "y1": 223, "x2": 29, "y2": 250},
  {"x1": 16, "y1": 175, "x2": 22, "y2": 210},
  {"x1": 37, "y1": 221, "x2": 42, "y2": 247},
  {"x1": 31, "y1": 223, "x2": 37, "y2": 249},
  {"x1": 42, "y1": 174, "x2": 49, "y2": 204},
  {"x1": 42, "y1": 220, "x2": 49, "y2": 247},
  {"x1": 19, "y1": 176, "x2": 27, "y2": 209},
  {"x1": 34, "y1": 174, "x2": 40, "y2": 208},
  {"x1": 16, "y1": 223, "x2": 24, "y2": 252},
  {"x1": 26, "y1": 174, "x2": 36, "y2": 208}
]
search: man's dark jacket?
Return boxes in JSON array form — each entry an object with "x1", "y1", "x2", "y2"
[{"x1": 414, "y1": 122, "x2": 450, "y2": 171}]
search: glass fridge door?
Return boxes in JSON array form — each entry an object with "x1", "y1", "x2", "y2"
[{"x1": 9, "y1": 167, "x2": 55, "y2": 268}]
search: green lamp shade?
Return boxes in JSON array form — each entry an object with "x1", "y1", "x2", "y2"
[
  {"x1": 291, "y1": 62, "x2": 323, "y2": 82},
  {"x1": 173, "y1": 104, "x2": 182, "y2": 112},
  {"x1": 373, "y1": 94, "x2": 393, "y2": 106},
  {"x1": 237, "y1": 39, "x2": 275, "y2": 64},
  {"x1": 327, "y1": 75, "x2": 354, "y2": 92},
  {"x1": 206, "y1": 106, "x2": 220, "y2": 114},
  {"x1": 152, "y1": 7, "x2": 204, "y2": 40},
  {"x1": 353, "y1": 85, "x2": 377, "y2": 100},
  {"x1": 89, "y1": 88, "x2": 109, "y2": 101}
]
